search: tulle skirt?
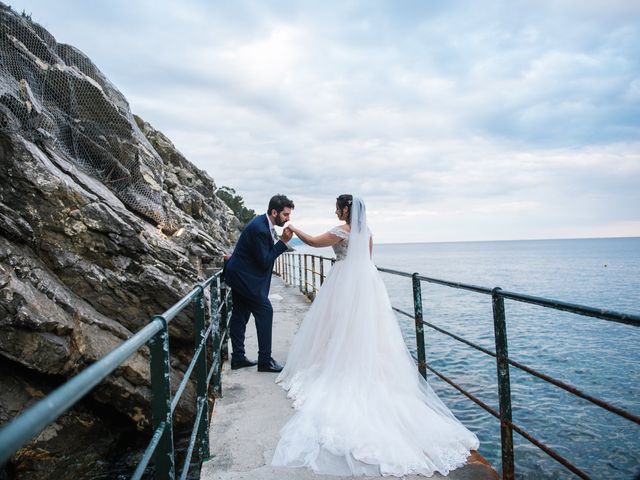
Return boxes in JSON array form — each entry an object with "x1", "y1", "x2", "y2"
[{"x1": 272, "y1": 259, "x2": 479, "y2": 477}]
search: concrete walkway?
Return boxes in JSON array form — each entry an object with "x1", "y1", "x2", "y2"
[{"x1": 200, "y1": 276, "x2": 498, "y2": 480}]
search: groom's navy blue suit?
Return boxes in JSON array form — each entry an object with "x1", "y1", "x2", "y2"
[{"x1": 224, "y1": 214, "x2": 288, "y2": 364}]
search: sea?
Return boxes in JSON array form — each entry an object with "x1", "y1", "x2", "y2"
[{"x1": 294, "y1": 237, "x2": 640, "y2": 480}]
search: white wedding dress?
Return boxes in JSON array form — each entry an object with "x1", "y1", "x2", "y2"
[{"x1": 272, "y1": 198, "x2": 479, "y2": 477}]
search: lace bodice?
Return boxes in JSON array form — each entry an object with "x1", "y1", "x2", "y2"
[{"x1": 329, "y1": 226, "x2": 349, "y2": 260}]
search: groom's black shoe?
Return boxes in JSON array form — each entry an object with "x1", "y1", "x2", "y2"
[
  {"x1": 257, "y1": 358, "x2": 284, "y2": 373},
  {"x1": 230, "y1": 356, "x2": 257, "y2": 370}
]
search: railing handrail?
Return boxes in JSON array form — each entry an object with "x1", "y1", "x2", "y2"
[
  {"x1": 285, "y1": 253, "x2": 640, "y2": 325},
  {"x1": 496, "y1": 289, "x2": 640, "y2": 326},
  {"x1": 0, "y1": 269, "x2": 229, "y2": 479},
  {"x1": 276, "y1": 251, "x2": 640, "y2": 480},
  {"x1": 0, "y1": 319, "x2": 164, "y2": 465},
  {"x1": 413, "y1": 272, "x2": 640, "y2": 326}
]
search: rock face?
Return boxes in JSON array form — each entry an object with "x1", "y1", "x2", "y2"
[{"x1": 0, "y1": 4, "x2": 240, "y2": 478}]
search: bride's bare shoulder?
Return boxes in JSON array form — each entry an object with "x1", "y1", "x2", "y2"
[{"x1": 329, "y1": 224, "x2": 350, "y2": 237}]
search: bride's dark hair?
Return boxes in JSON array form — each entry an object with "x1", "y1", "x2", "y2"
[{"x1": 336, "y1": 194, "x2": 353, "y2": 224}]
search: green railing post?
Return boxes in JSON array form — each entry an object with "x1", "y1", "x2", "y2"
[
  {"x1": 412, "y1": 273, "x2": 427, "y2": 379},
  {"x1": 311, "y1": 256, "x2": 317, "y2": 298},
  {"x1": 297, "y1": 255, "x2": 303, "y2": 293},
  {"x1": 149, "y1": 315, "x2": 175, "y2": 480},
  {"x1": 283, "y1": 254, "x2": 287, "y2": 283},
  {"x1": 210, "y1": 283, "x2": 222, "y2": 398},
  {"x1": 284, "y1": 255, "x2": 288, "y2": 281},
  {"x1": 320, "y1": 258, "x2": 325, "y2": 286},
  {"x1": 220, "y1": 281, "x2": 229, "y2": 361},
  {"x1": 492, "y1": 287, "x2": 515, "y2": 480},
  {"x1": 194, "y1": 287, "x2": 209, "y2": 460},
  {"x1": 303, "y1": 254, "x2": 309, "y2": 297}
]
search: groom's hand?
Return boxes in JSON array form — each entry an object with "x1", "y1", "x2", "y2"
[{"x1": 281, "y1": 226, "x2": 293, "y2": 243}]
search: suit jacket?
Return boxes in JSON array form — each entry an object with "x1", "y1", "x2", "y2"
[{"x1": 224, "y1": 214, "x2": 288, "y2": 301}]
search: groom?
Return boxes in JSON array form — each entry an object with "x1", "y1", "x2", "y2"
[{"x1": 223, "y1": 194, "x2": 294, "y2": 372}]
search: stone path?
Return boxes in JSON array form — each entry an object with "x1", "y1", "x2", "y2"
[{"x1": 200, "y1": 276, "x2": 498, "y2": 480}]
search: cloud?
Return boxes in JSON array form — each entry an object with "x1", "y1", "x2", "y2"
[{"x1": 8, "y1": 0, "x2": 640, "y2": 242}]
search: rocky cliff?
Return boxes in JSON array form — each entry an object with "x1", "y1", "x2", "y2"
[{"x1": 0, "y1": 3, "x2": 239, "y2": 478}]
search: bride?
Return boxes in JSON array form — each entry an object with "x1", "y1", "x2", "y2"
[{"x1": 272, "y1": 195, "x2": 479, "y2": 477}]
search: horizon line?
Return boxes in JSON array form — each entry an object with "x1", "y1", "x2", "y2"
[{"x1": 375, "y1": 234, "x2": 640, "y2": 246}]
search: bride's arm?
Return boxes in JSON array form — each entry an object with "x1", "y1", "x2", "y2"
[{"x1": 288, "y1": 225, "x2": 342, "y2": 248}]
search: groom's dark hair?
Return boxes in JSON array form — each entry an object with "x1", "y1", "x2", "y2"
[{"x1": 267, "y1": 194, "x2": 295, "y2": 215}]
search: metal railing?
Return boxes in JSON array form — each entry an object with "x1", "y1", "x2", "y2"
[
  {"x1": 275, "y1": 252, "x2": 334, "y2": 300},
  {"x1": 274, "y1": 253, "x2": 640, "y2": 480},
  {"x1": 0, "y1": 270, "x2": 231, "y2": 480}
]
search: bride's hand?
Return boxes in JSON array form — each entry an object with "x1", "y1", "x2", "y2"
[
  {"x1": 281, "y1": 226, "x2": 294, "y2": 243},
  {"x1": 286, "y1": 224, "x2": 298, "y2": 234}
]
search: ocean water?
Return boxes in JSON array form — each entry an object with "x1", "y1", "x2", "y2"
[{"x1": 294, "y1": 237, "x2": 640, "y2": 479}]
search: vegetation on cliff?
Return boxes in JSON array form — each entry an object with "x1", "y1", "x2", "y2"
[{"x1": 216, "y1": 186, "x2": 256, "y2": 229}]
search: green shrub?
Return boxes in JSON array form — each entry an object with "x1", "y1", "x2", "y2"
[{"x1": 216, "y1": 186, "x2": 256, "y2": 230}]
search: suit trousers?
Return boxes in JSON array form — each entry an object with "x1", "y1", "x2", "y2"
[{"x1": 229, "y1": 289, "x2": 274, "y2": 364}]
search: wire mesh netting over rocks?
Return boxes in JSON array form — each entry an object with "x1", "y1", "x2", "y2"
[{"x1": 0, "y1": 4, "x2": 176, "y2": 230}]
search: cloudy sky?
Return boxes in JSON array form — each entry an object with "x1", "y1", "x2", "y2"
[{"x1": 9, "y1": 0, "x2": 640, "y2": 243}]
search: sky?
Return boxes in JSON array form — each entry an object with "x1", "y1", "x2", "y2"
[{"x1": 7, "y1": 0, "x2": 640, "y2": 243}]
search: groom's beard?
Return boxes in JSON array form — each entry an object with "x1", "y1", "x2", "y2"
[{"x1": 274, "y1": 214, "x2": 287, "y2": 227}]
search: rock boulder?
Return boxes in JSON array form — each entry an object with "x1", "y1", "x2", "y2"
[{"x1": 0, "y1": 3, "x2": 240, "y2": 478}]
